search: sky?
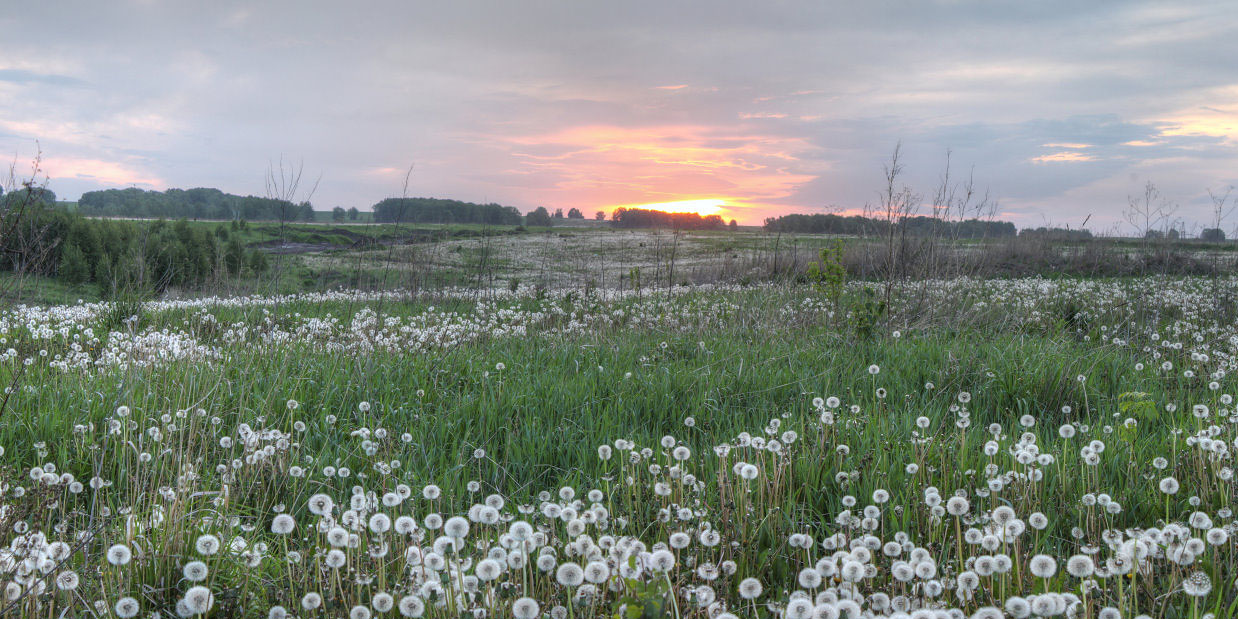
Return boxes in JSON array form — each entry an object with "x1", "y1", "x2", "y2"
[{"x1": 2, "y1": 1, "x2": 1237, "y2": 230}]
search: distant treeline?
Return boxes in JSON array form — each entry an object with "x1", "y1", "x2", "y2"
[
  {"x1": 73, "y1": 188, "x2": 535, "y2": 227},
  {"x1": 763, "y1": 213, "x2": 1016, "y2": 238},
  {"x1": 369, "y1": 198, "x2": 523, "y2": 225},
  {"x1": 611, "y1": 208, "x2": 728, "y2": 230},
  {"x1": 1, "y1": 186, "x2": 57, "y2": 208},
  {"x1": 78, "y1": 187, "x2": 315, "y2": 222},
  {"x1": 1, "y1": 191, "x2": 268, "y2": 295},
  {"x1": 1018, "y1": 227, "x2": 1094, "y2": 241}
]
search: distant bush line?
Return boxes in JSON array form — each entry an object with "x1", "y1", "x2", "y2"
[{"x1": 763, "y1": 213, "x2": 1017, "y2": 238}]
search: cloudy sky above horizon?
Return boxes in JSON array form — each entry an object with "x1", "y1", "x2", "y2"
[{"x1": 2, "y1": 1, "x2": 1237, "y2": 229}]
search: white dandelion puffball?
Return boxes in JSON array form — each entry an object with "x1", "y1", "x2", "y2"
[
  {"x1": 114, "y1": 598, "x2": 140, "y2": 619},
  {"x1": 371, "y1": 593, "x2": 394, "y2": 614},
  {"x1": 398, "y1": 595, "x2": 425, "y2": 618},
  {"x1": 1183, "y1": 571, "x2": 1212, "y2": 597},
  {"x1": 946, "y1": 496, "x2": 970, "y2": 516},
  {"x1": 301, "y1": 592, "x2": 323, "y2": 611},
  {"x1": 183, "y1": 586, "x2": 214, "y2": 615},
  {"x1": 1029, "y1": 554, "x2": 1057, "y2": 578},
  {"x1": 738, "y1": 577, "x2": 763, "y2": 599},
  {"x1": 183, "y1": 560, "x2": 209, "y2": 582},
  {"x1": 106, "y1": 544, "x2": 132, "y2": 566},
  {"x1": 271, "y1": 513, "x2": 295, "y2": 534},
  {"x1": 556, "y1": 562, "x2": 584, "y2": 587},
  {"x1": 1066, "y1": 554, "x2": 1094, "y2": 578},
  {"x1": 512, "y1": 597, "x2": 540, "y2": 619}
]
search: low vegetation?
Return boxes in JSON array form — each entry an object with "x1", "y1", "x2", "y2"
[{"x1": 0, "y1": 276, "x2": 1235, "y2": 618}]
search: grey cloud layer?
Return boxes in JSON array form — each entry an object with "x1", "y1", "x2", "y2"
[{"x1": 1, "y1": 0, "x2": 1236, "y2": 228}]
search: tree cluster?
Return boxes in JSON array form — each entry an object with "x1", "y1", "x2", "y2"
[
  {"x1": 1, "y1": 186, "x2": 57, "y2": 208},
  {"x1": 372, "y1": 198, "x2": 522, "y2": 225},
  {"x1": 331, "y1": 206, "x2": 362, "y2": 222},
  {"x1": 525, "y1": 207, "x2": 553, "y2": 227},
  {"x1": 610, "y1": 208, "x2": 727, "y2": 230}
]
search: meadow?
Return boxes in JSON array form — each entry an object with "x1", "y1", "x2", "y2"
[
  {"x1": 0, "y1": 273, "x2": 1234, "y2": 619},
  {"x1": 10, "y1": 216, "x2": 1235, "y2": 308}
]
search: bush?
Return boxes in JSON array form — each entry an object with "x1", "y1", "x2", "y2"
[
  {"x1": 57, "y1": 243, "x2": 91, "y2": 284},
  {"x1": 225, "y1": 237, "x2": 246, "y2": 275},
  {"x1": 1201, "y1": 228, "x2": 1226, "y2": 242},
  {"x1": 248, "y1": 249, "x2": 269, "y2": 273},
  {"x1": 526, "y1": 207, "x2": 553, "y2": 227}
]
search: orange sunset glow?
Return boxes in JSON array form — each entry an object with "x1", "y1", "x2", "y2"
[
  {"x1": 614, "y1": 198, "x2": 728, "y2": 217},
  {"x1": 498, "y1": 124, "x2": 821, "y2": 224}
]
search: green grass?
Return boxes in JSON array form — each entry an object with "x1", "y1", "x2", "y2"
[
  {"x1": 0, "y1": 271, "x2": 98, "y2": 305},
  {"x1": 0, "y1": 314, "x2": 1183, "y2": 518},
  {"x1": 0, "y1": 279, "x2": 1234, "y2": 617}
]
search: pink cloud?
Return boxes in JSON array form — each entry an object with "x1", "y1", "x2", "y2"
[{"x1": 41, "y1": 157, "x2": 163, "y2": 188}]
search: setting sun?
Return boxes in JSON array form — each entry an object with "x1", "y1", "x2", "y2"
[{"x1": 616, "y1": 198, "x2": 728, "y2": 216}]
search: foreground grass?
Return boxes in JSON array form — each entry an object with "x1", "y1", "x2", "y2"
[
  {"x1": 8, "y1": 327, "x2": 1130, "y2": 488},
  {"x1": 0, "y1": 279, "x2": 1234, "y2": 617}
]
